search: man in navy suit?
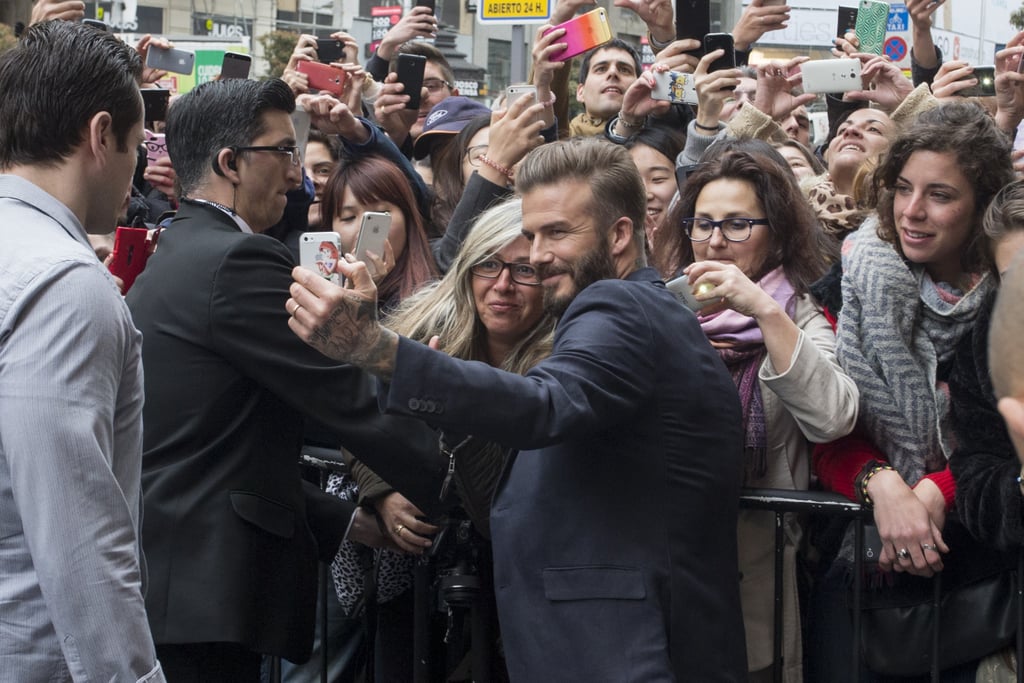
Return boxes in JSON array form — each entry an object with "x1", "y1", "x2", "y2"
[{"x1": 288, "y1": 137, "x2": 748, "y2": 681}]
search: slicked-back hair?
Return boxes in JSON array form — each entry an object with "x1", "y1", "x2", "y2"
[
  {"x1": 659, "y1": 137, "x2": 827, "y2": 293},
  {"x1": 984, "y1": 179, "x2": 1024, "y2": 275},
  {"x1": 578, "y1": 39, "x2": 641, "y2": 82},
  {"x1": 0, "y1": 20, "x2": 143, "y2": 168},
  {"x1": 870, "y1": 100, "x2": 1013, "y2": 276},
  {"x1": 165, "y1": 78, "x2": 295, "y2": 196},
  {"x1": 516, "y1": 137, "x2": 646, "y2": 255}
]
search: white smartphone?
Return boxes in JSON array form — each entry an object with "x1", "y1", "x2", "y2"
[
  {"x1": 299, "y1": 232, "x2": 342, "y2": 285},
  {"x1": 651, "y1": 70, "x2": 698, "y2": 104},
  {"x1": 146, "y1": 45, "x2": 196, "y2": 76},
  {"x1": 354, "y1": 212, "x2": 391, "y2": 276},
  {"x1": 506, "y1": 84, "x2": 537, "y2": 109},
  {"x1": 666, "y1": 273, "x2": 716, "y2": 312},
  {"x1": 799, "y1": 58, "x2": 862, "y2": 94}
]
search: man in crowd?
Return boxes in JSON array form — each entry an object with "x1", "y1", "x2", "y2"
[
  {"x1": 288, "y1": 137, "x2": 748, "y2": 681},
  {"x1": 991, "y1": 258, "x2": 1024, "y2": 464},
  {"x1": 570, "y1": 38, "x2": 642, "y2": 136},
  {"x1": 0, "y1": 20, "x2": 164, "y2": 682},
  {"x1": 126, "y1": 79, "x2": 441, "y2": 679}
]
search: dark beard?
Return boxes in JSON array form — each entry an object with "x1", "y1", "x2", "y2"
[{"x1": 540, "y1": 239, "x2": 617, "y2": 317}]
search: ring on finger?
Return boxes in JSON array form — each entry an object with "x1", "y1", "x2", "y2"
[
  {"x1": 921, "y1": 543, "x2": 937, "y2": 552},
  {"x1": 394, "y1": 524, "x2": 405, "y2": 535},
  {"x1": 897, "y1": 547, "x2": 911, "y2": 561}
]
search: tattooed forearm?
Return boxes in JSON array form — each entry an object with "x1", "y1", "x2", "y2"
[{"x1": 309, "y1": 292, "x2": 398, "y2": 380}]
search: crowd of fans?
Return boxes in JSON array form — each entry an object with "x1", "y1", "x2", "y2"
[{"x1": 6, "y1": 0, "x2": 1024, "y2": 681}]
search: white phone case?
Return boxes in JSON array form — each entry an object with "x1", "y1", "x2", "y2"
[
  {"x1": 666, "y1": 274, "x2": 716, "y2": 312},
  {"x1": 300, "y1": 232, "x2": 342, "y2": 285},
  {"x1": 354, "y1": 212, "x2": 391, "y2": 276},
  {"x1": 799, "y1": 58, "x2": 862, "y2": 94},
  {"x1": 650, "y1": 71, "x2": 698, "y2": 105}
]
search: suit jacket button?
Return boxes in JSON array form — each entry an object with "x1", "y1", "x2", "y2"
[
  {"x1": 408, "y1": 398, "x2": 421, "y2": 411},
  {"x1": 425, "y1": 400, "x2": 436, "y2": 413}
]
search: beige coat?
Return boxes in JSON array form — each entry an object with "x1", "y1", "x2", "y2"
[{"x1": 739, "y1": 295, "x2": 859, "y2": 682}]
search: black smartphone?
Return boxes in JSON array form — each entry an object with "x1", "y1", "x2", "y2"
[
  {"x1": 837, "y1": 6, "x2": 859, "y2": 38},
  {"x1": 396, "y1": 53, "x2": 427, "y2": 110},
  {"x1": 416, "y1": 0, "x2": 436, "y2": 13},
  {"x1": 316, "y1": 38, "x2": 344, "y2": 64},
  {"x1": 220, "y1": 52, "x2": 251, "y2": 79},
  {"x1": 141, "y1": 88, "x2": 171, "y2": 125},
  {"x1": 675, "y1": 0, "x2": 711, "y2": 56},
  {"x1": 704, "y1": 32, "x2": 736, "y2": 74},
  {"x1": 960, "y1": 66, "x2": 996, "y2": 97},
  {"x1": 82, "y1": 18, "x2": 108, "y2": 31}
]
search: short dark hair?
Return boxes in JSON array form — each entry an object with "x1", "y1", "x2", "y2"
[
  {"x1": 623, "y1": 124, "x2": 687, "y2": 162},
  {"x1": 578, "y1": 38, "x2": 641, "y2": 82},
  {"x1": 659, "y1": 138, "x2": 827, "y2": 292},
  {"x1": 166, "y1": 78, "x2": 295, "y2": 196},
  {"x1": 0, "y1": 20, "x2": 142, "y2": 168},
  {"x1": 870, "y1": 100, "x2": 1013, "y2": 275}
]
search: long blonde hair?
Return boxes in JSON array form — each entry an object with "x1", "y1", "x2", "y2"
[{"x1": 385, "y1": 197, "x2": 554, "y2": 373}]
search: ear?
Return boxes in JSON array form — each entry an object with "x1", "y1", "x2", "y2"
[
  {"x1": 576, "y1": 82, "x2": 585, "y2": 104},
  {"x1": 998, "y1": 397, "x2": 1024, "y2": 460},
  {"x1": 87, "y1": 111, "x2": 114, "y2": 165},
  {"x1": 451, "y1": 86, "x2": 460, "y2": 97},
  {"x1": 608, "y1": 216, "x2": 634, "y2": 258},
  {"x1": 212, "y1": 148, "x2": 241, "y2": 184}
]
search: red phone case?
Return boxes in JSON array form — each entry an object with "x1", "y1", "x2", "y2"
[
  {"x1": 108, "y1": 227, "x2": 150, "y2": 293},
  {"x1": 297, "y1": 61, "x2": 346, "y2": 96}
]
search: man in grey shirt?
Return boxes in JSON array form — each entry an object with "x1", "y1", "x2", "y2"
[{"x1": 0, "y1": 21, "x2": 164, "y2": 682}]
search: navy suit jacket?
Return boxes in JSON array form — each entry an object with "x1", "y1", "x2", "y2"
[
  {"x1": 127, "y1": 202, "x2": 443, "y2": 662},
  {"x1": 381, "y1": 268, "x2": 748, "y2": 682}
]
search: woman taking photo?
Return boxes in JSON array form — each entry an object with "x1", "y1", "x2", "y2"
[{"x1": 657, "y1": 138, "x2": 860, "y2": 683}]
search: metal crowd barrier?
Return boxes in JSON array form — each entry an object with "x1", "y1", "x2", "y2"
[{"x1": 740, "y1": 487, "x2": 1024, "y2": 683}]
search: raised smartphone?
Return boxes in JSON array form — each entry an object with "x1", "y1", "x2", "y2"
[
  {"x1": 297, "y1": 61, "x2": 346, "y2": 96},
  {"x1": 146, "y1": 45, "x2": 196, "y2": 75},
  {"x1": 650, "y1": 71, "x2": 698, "y2": 104},
  {"x1": 220, "y1": 52, "x2": 251, "y2": 79},
  {"x1": 316, "y1": 38, "x2": 345, "y2": 64},
  {"x1": 543, "y1": 8, "x2": 612, "y2": 63},
  {"x1": 141, "y1": 88, "x2": 170, "y2": 125},
  {"x1": 666, "y1": 274, "x2": 716, "y2": 312},
  {"x1": 299, "y1": 232, "x2": 342, "y2": 285},
  {"x1": 396, "y1": 53, "x2": 427, "y2": 110},
  {"x1": 704, "y1": 32, "x2": 736, "y2": 77},
  {"x1": 354, "y1": 211, "x2": 392, "y2": 277},
  {"x1": 416, "y1": 0, "x2": 436, "y2": 13},
  {"x1": 506, "y1": 84, "x2": 537, "y2": 109},
  {"x1": 960, "y1": 66, "x2": 996, "y2": 97},
  {"x1": 837, "y1": 6, "x2": 858, "y2": 38},
  {"x1": 854, "y1": 0, "x2": 890, "y2": 55},
  {"x1": 799, "y1": 58, "x2": 863, "y2": 93},
  {"x1": 144, "y1": 129, "x2": 167, "y2": 166},
  {"x1": 108, "y1": 227, "x2": 151, "y2": 293},
  {"x1": 675, "y1": 0, "x2": 710, "y2": 56}
]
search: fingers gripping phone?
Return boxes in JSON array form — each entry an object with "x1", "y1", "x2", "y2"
[
  {"x1": 300, "y1": 232, "x2": 343, "y2": 285},
  {"x1": 959, "y1": 66, "x2": 996, "y2": 97},
  {"x1": 396, "y1": 54, "x2": 427, "y2": 110},
  {"x1": 506, "y1": 84, "x2": 537, "y2": 108},
  {"x1": 543, "y1": 8, "x2": 613, "y2": 63},
  {"x1": 799, "y1": 58, "x2": 863, "y2": 94},
  {"x1": 108, "y1": 227, "x2": 151, "y2": 293},
  {"x1": 297, "y1": 61, "x2": 346, "y2": 96},
  {"x1": 704, "y1": 32, "x2": 737, "y2": 90},
  {"x1": 354, "y1": 212, "x2": 392, "y2": 277},
  {"x1": 651, "y1": 71, "x2": 698, "y2": 104},
  {"x1": 666, "y1": 274, "x2": 716, "y2": 312}
]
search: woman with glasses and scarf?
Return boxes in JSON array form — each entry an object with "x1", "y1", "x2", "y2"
[{"x1": 656, "y1": 138, "x2": 859, "y2": 683}]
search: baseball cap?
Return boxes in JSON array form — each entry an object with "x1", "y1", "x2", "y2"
[{"x1": 413, "y1": 96, "x2": 491, "y2": 160}]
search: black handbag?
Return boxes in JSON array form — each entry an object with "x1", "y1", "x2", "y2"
[{"x1": 856, "y1": 520, "x2": 1018, "y2": 677}]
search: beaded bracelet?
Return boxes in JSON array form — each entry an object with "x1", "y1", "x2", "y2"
[
  {"x1": 617, "y1": 115, "x2": 646, "y2": 130},
  {"x1": 478, "y1": 154, "x2": 515, "y2": 181},
  {"x1": 860, "y1": 463, "x2": 894, "y2": 507}
]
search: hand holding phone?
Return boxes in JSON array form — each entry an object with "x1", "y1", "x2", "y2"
[
  {"x1": 300, "y1": 232, "x2": 343, "y2": 285},
  {"x1": 799, "y1": 58, "x2": 863, "y2": 93},
  {"x1": 959, "y1": 66, "x2": 996, "y2": 97},
  {"x1": 506, "y1": 85, "x2": 537, "y2": 109},
  {"x1": 316, "y1": 38, "x2": 345, "y2": 64},
  {"x1": 144, "y1": 130, "x2": 167, "y2": 167},
  {"x1": 297, "y1": 61, "x2": 346, "y2": 96},
  {"x1": 650, "y1": 71, "x2": 698, "y2": 104},
  {"x1": 108, "y1": 227, "x2": 152, "y2": 293},
  {"x1": 146, "y1": 45, "x2": 196, "y2": 76},
  {"x1": 543, "y1": 8, "x2": 613, "y2": 63},
  {"x1": 666, "y1": 273, "x2": 717, "y2": 312},
  {"x1": 396, "y1": 54, "x2": 427, "y2": 110},
  {"x1": 703, "y1": 33, "x2": 737, "y2": 79}
]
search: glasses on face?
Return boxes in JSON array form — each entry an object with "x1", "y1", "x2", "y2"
[
  {"x1": 682, "y1": 217, "x2": 770, "y2": 243},
  {"x1": 465, "y1": 145, "x2": 489, "y2": 167},
  {"x1": 471, "y1": 258, "x2": 541, "y2": 286},
  {"x1": 233, "y1": 145, "x2": 302, "y2": 166},
  {"x1": 423, "y1": 78, "x2": 452, "y2": 93}
]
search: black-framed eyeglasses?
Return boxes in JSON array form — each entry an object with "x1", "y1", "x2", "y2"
[
  {"x1": 681, "y1": 217, "x2": 770, "y2": 243},
  {"x1": 470, "y1": 258, "x2": 540, "y2": 286},
  {"x1": 465, "y1": 144, "x2": 489, "y2": 167},
  {"x1": 423, "y1": 78, "x2": 452, "y2": 93},
  {"x1": 233, "y1": 145, "x2": 301, "y2": 166}
]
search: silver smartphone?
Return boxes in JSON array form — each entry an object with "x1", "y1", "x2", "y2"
[
  {"x1": 506, "y1": 84, "x2": 537, "y2": 108},
  {"x1": 651, "y1": 70, "x2": 698, "y2": 104},
  {"x1": 146, "y1": 45, "x2": 196, "y2": 76},
  {"x1": 354, "y1": 212, "x2": 391, "y2": 276},
  {"x1": 799, "y1": 58, "x2": 862, "y2": 94},
  {"x1": 666, "y1": 273, "x2": 716, "y2": 312},
  {"x1": 299, "y1": 232, "x2": 342, "y2": 285}
]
